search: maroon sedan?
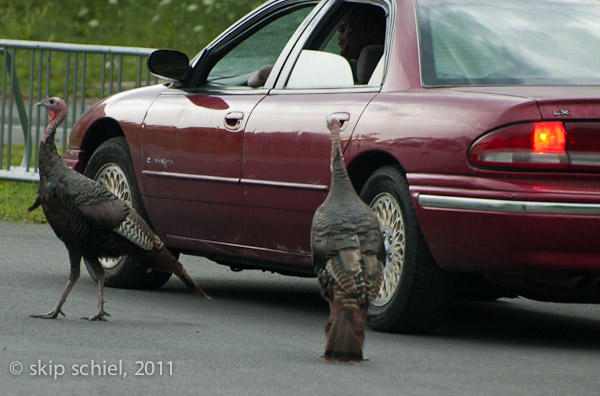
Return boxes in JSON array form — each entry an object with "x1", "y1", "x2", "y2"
[{"x1": 63, "y1": 0, "x2": 600, "y2": 333}]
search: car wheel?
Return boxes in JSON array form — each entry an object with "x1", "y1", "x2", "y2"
[
  {"x1": 83, "y1": 136, "x2": 172, "y2": 289},
  {"x1": 360, "y1": 165, "x2": 455, "y2": 333}
]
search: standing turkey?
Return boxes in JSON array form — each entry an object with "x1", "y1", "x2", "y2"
[
  {"x1": 311, "y1": 116, "x2": 385, "y2": 363},
  {"x1": 29, "y1": 97, "x2": 210, "y2": 321}
]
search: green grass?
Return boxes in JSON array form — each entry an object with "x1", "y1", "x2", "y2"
[
  {"x1": 1, "y1": 0, "x2": 263, "y2": 56},
  {"x1": 0, "y1": 180, "x2": 46, "y2": 224},
  {"x1": 0, "y1": 144, "x2": 46, "y2": 224}
]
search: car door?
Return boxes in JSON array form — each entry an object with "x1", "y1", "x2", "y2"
[
  {"x1": 140, "y1": 2, "x2": 319, "y2": 252},
  {"x1": 141, "y1": 93, "x2": 262, "y2": 247},
  {"x1": 242, "y1": 0, "x2": 390, "y2": 257}
]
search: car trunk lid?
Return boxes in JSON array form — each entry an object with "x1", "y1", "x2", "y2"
[{"x1": 452, "y1": 86, "x2": 600, "y2": 120}]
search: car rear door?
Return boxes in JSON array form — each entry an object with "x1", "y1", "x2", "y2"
[
  {"x1": 241, "y1": 0, "x2": 390, "y2": 258},
  {"x1": 242, "y1": 92, "x2": 378, "y2": 257}
]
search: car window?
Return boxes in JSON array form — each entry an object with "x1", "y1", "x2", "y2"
[
  {"x1": 285, "y1": 1, "x2": 388, "y2": 88},
  {"x1": 417, "y1": 0, "x2": 600, "y2": 87},
  {"x1": 206, "y1": 5, "x2": 314, "y2": 87}
]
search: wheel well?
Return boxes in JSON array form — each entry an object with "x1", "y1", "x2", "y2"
[
  {"x1": 79, "y1": 118, "x2": 125, "y2": 170},
  {"x1": 347, "y1": 151, "x2": 403, "y2": 194}
]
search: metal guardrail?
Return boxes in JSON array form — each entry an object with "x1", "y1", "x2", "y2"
[{"x1": 0, "y1": 39, "x2": 158, "y2": 182}]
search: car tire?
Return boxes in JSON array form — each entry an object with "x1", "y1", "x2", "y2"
[
  {"x1": 360, "y1": 165, "x2": 455, "y2": 333},
  {"x1": 83, "y1": 137, "x2": 172, "y2": 289}
]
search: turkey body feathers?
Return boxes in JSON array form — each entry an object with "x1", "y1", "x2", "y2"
[
  {"x1": 311, "y1": 117, "x2": 385, "y2": 363},
  {"x1": 38, "y1": 171, "x2": 159, "y2": 257},
  {"x1": 29, "y1": 97, "x2": 209, "y2": 321}
]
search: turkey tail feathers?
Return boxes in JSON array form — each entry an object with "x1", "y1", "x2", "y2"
[
  {"x1": 149, "y1": 247, "x2": 211, "y2": 300},
  {"x1": 324, "y1": 305, "x2": 365, "y2": 364},
  {"x1": 28, "y1": 197, "x2": 42, "y2": 212},
  {"x1": 174, "y1": 266, "x2": 212, "y2": 300}
]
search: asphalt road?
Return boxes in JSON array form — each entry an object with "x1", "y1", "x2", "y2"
[{"x1": 2, "y1": 221, "x2": 599, "y2": 395}]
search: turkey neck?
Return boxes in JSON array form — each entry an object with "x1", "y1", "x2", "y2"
[
  {"x1": 328, "y1": 122, "x2": 355, "y2": 201},
  {"x1": 39, "y1": 111, "x2": 67, "y2": 178}
]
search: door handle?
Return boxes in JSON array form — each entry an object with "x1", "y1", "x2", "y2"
[
  {"x1": 224, "y1": 111, "x2": 244, "y2": 131},
  {"x1": 328, "y1": 112, "x2": 350, "y2": 131}
]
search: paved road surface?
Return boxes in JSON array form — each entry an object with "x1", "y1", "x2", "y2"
[{"x1": 1, "y1": 221, "x2": 599, "y2": 395}]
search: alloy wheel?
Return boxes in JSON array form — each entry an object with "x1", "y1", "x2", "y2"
[
  {"x1": 94, "y1": 163, "x2": 131, "y2": 270},
  {"x1": 370, "y1": 192, "x2": 405, "y2": 307}
]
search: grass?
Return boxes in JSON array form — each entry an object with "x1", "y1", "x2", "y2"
[
  {"x1": 0, "y1": 180, "x2": 46, "y2": 224},
  {"x1": 0, "y1": 143, "x2": 46, "y2": 224},
  {"x1": 1, "y1": 0, "x2": 264, "y2": 57}
]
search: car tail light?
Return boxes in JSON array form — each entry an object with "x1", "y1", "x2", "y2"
[
  {"x1": 469, "y1": 122, "x2": 568, "y2": 170},
  {"x1": 469, "y1": 121, "x2": 600, "y2": 171},
  {"x1": 532, "y1": 122, "x2": 566, "y2": 153}
]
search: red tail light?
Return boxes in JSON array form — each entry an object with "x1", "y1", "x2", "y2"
[
  {"x1": 532, "y1": 122, "x2": 566, "y2": 153},
  {"x1": 469, "y1": 122, "x2": 568, "y2": 170},
  {"x1": 470, "y1": 121, "x2": 600, "y2": 171}
]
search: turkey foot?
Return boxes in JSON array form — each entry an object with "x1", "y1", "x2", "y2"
[
  {"x1": 30, "y1": 273, "x2": 77, "y2": 320},
  {"x1": 30, "y1": 309, "x2": 66, "y2": 319},
  {"x1": 81, "y1": 275, "x2": 109, "y2": 321},
  {"x1": 81, "y1": 310, "x2": 110, "y2": 321}
]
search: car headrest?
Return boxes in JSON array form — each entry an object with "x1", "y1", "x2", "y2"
[{"x1": 357, "y1": 45, "x2": 384, "y2": 84}]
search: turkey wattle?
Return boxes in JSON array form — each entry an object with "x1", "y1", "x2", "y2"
[
  {"x1": 29, "y1": 97, "x2": 210, "y2": 321},
  {"x1": 311, "y1": 116, "x2": 385, "y2": 363}
]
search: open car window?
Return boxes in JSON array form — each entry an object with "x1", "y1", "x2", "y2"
[
  {"x1": 284, "y1": 1, "x2": 388, "y2": 89},
  {"x1": 206, "y1": 5, "x2": 315, "y2": 87}
]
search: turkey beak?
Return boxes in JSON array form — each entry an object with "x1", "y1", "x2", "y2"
[{"x1": 35, "y1": 97, "x2": 50, "y2": 108}]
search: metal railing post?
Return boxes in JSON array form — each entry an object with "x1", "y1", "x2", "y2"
[
  {"x1": 0, "y1": 48, "x2": 7, "y2": 168},
  {"x1": 8, "y1": 51, "x2": 34, "y2": 171}
]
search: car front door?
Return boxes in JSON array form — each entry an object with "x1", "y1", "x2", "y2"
[
  {"x1": 140, "y1": 2, "x2": 319, "y2": 253},
  {"x1": 141, "y1": 92, "x2": 262, "y2": 248}
]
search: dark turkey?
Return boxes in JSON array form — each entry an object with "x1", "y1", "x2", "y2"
[
  {"x1": 29, "y1": 97, "x2": 209, "y2": 321},
  {"x1": 311, "y1": 116, "x2": 385, "y2": 363}
]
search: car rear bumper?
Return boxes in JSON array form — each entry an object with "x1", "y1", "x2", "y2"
[{"x1": 409, "y1": 173, "x2": 600, "y2": 274}]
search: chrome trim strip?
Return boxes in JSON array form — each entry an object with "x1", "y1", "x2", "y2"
[
  {"x1": 240, "y1": 178, "x2": 328, "y2": 191},
  {"x1": 569, "y1": 153, "x2": 600, "y2": 167},
  {"x1": 142, "y1": 170, "x2": 239, "y2": 184},
  {"x1": 142, "y1": 170, "x2": 328, "y2": 191},
  {"x1": 418, "y1": 194, "x2": 600, "y2": 216}
]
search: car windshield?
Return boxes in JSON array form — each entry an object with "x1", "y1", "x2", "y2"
[{"x1": 416, "y1": 0, "x2": 600, "y2": 87}]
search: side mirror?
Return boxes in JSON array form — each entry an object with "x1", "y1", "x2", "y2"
[{"x1": 147, "y1": 49, "x2": 190, "y2": 82}]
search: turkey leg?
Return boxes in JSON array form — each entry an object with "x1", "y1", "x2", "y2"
[
  {"x1": 81, "y1": 257, "x2": 110, "y2": 321},
  {"x1": 30, "y1": 252, "x2": 81, "y2": 319}
]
